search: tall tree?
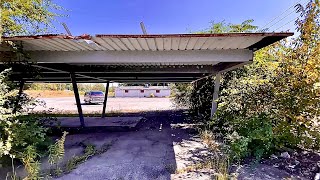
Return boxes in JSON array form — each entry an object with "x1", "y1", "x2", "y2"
[{"x1": 1, "y1": 0, "x2": 62, "y2": 38}]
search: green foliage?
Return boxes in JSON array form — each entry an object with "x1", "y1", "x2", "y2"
[
  {"x1": 174, "y1": 1, "x2": 320, "y2": 162},
  {"x1": 65, "y1": 144, "x2": 96, "y2": 172},
  {"x1": 226, "y1": 114, "x2": 274, "y2": 161},
  {"x1": 221, "y1": 1, "x2": 320, "y2": 160},
  {"x1": 227, "y1": 132, "x2": 249, "y2": 161},
  {"x1": 0, "y1": 69, "x2": 55, "y2": 179},
  {"x1": 48, "y1": 131, "x2": 68, "y2": 176},
  {"x1": 1, "y1": 1, "x2": 65, "y2": 179},
  {"x1": 48, "y1": 131, "x2": 68, "y2": 165},
  {"x1": 21, "y1": 145, "x2": 41, "y2": 180},
  {"x1": 29, "y1": 83, "x2": 69, "y2": 91},
  {"x1": 1, "y1": 0, "x2": 63, "y2": 36},
  {"x1": 172, "y1": 19, "x2": 259, "y2": 121},
  {"x1": 65, "y1": 142, "x2": 112, "y2": 173},
  {"x1": 195, "y1": 19, "x2": 258, "y2": 34}
]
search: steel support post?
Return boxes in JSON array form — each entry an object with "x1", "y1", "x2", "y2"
[
  {"x1": 210, "y1": 72, "x2": 221, "y2": 118},
  {"x1": 13, "y1": 80, "x2": 25, "y2": 114},
  {"x1": 70, "y1": 72, "x2": 85, "y2": 127},
  {"x1": 101, "y1": 81, "x2": 110, "y2": 118}
]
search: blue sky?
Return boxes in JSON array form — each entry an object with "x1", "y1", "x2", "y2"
[{"x1": 52, "y1": 0, "x2": 306, "y2": 35}]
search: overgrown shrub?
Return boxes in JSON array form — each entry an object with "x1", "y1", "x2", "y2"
[
  {"x1": 173, "y1": 1, "x2": 320, "y2": 161},
  {"x1": 226, "y1": 114, "x2": 274, "y2": 161},
  {"x1": 0, "y1": 69, "x2": 55, "y2": 179}
]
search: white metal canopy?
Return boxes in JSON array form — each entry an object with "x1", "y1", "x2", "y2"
[
  {"x1": 0, "y1": 32, "x2": 293, "y2": 125},
  {"x1": 0, "y1": 32, "x2": 293, "y2": 83}
]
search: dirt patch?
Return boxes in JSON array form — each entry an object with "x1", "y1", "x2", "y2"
[
  {"x1": 25, "y1": 90, "x2": 77, "y2": 98},
  {"x1": 25, "y1": 90, "x2": 115, "y2": 98},
  {"x1": 261, "y1": 150, "x2": 320, "y2": 179}
]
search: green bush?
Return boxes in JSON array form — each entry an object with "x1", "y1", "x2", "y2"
[
  {"x1": 0, "y1": 69, "x2": 56, "y2": 178},
  {"x1": 173, "y1": 1, "x2": 320, "y2": 162},
  {"x1": 226, "y1": 114, "x2": 275, "y2": 160}
]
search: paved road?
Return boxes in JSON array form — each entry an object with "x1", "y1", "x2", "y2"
[{"x1": 31, "y1": 97, "x2": 174, "y2": 113}]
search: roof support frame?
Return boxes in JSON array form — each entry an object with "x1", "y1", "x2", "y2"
[
  {"x1": 26, "y1": 49, "x2": 253, "y2": 64},
  {"x1": 30, "y1": 64, "x2": 108, "y2": 82}
]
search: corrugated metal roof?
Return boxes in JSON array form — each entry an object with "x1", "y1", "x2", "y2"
[{"x1": 1, "y1": 33, "x2": 293, "y2": 52}]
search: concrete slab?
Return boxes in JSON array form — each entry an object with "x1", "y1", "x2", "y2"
[{"x1": 52, "y1": 116, "x2": 143, "y2": 128}]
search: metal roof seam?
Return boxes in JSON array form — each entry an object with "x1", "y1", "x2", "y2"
[
  {"x1": 101, "y1": 38, "x2": 120, "y2": 51},
  {"x1": 112, "y1": 38, "x2": 129, "y2": 51},
  {"x1": 136, "y1": 37, "x2": 144, "y2": 50},
  {"x1": 120, "y1": 38, "x2": 134, "y2": 51},
  {"x1": 145, "y1": 38, "x2": 152, "y2": 51},
  {"x1": 47, "y1": 39, "x2": 76, "y2": 51},
  {"x1": 27, "y1": 39, "x2": 58, "y2": 51},
  {"x1": 0, "y1": 33, "x2": 294, "y2": 52},
  {"x1": 199, "y1": 37, "x2": 210, "y2": 50},
  {"x1": 53, "y1": 38, "x2": 80, "y2": 51},
  {"x1": 94, "y1": 37, "x2": 114, "y2": 50}
]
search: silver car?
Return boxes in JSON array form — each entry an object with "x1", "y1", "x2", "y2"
[{"x1": 84, "y1": 91, "x2": 105, "y2": 104}]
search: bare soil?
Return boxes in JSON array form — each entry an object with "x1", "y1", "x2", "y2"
[{"x1": 261, "y1": 150, "x2": 320, "y2": 179}]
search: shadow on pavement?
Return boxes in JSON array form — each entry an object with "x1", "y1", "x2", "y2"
[{"x1": 54, "y1": 110, "x2": 200, "y2": 180}]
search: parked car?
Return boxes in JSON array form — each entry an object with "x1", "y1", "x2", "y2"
[{"x1": 84, "y1": 91, "x2": 105, "y2": 104}]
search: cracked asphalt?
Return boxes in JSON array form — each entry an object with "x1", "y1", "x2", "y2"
[{"x1": 54, "y1": 110, "x2": 211, "y2": 180}]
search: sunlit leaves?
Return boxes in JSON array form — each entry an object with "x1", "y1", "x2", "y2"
[{"x1": 0, "y1": 0, "x2": 63, "y2": 37}]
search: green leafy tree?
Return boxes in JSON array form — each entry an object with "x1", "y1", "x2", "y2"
[
  {"x1": 196, "y1": 19, "x2": 258, "y2": 34},
  {"x1": 1, "y1": 0, "x2": 63, "y2": 37},
  {"x1": 172, "y1": 19, "x2": 258, "y2": 120},
  {"x1": 216, "y1": 0, "x2": 320, "y2": 160},
  {"x1": 0, "y1": 0, "x2": 64, "y2": 178},
  {"x1": 173, "y1": 0, "x2": 320, "y2": 161}
]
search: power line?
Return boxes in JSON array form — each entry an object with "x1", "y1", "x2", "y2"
[
  {"x1": 259, "y1": 0, "x2": 304, "y2": 31},
  {"x1": 273, "y1": 0, "x2": 309, "y2": 31},
  {"x1": 267, "y1": 10, "x2": 297, "y2": 30},
  {"x1": 274, "y1": 17, "x2": 297, "y2": 31}
]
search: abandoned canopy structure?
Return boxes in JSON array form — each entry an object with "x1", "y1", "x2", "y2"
[{"x1": 0, "y1": 32, "x2": 293, "y2": 126}]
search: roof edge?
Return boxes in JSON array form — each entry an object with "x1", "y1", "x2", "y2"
[
  {"x1": 95, "y1": 32, "x2": 294, "y2": 38},
  {"x1": 2, "y1": 32, "x2": 294, "y2": 41}
]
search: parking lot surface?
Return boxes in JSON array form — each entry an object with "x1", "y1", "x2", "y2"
[{"x1": 32, "y1": 97, "x2": 174, "y2": 113}]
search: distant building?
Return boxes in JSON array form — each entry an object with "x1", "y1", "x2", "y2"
[{"x1": 115, "y1": 86, "x2": 170, "y2": 97}]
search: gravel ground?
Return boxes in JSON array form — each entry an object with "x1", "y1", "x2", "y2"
[{"x1": 31, "y1": 97, "x2": 174, "y2": 113}]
